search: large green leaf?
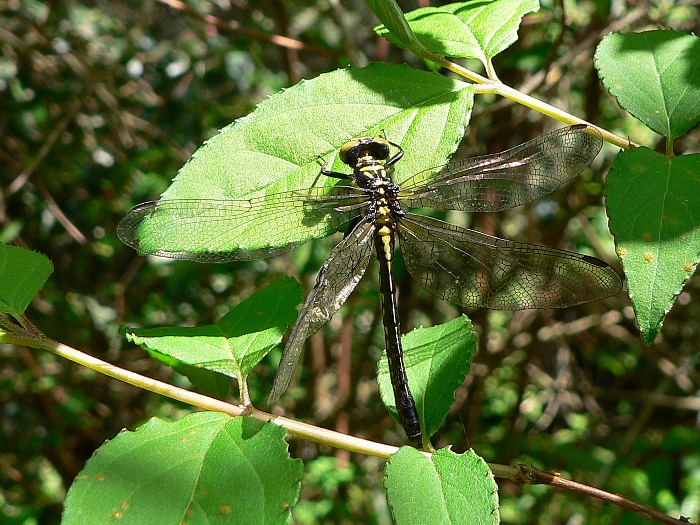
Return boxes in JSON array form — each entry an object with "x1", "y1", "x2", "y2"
[
  {"x1": 384, "y1": 446, "x2": 498, "y2": 525},
  {"x1": 595, "y1": 30, "x2": 700, "y2": 139},
  {"x1": 605, "y1": 148, "x2": 700, "y2": 344},
  {"x1": 375, "y1": 0, "x2": 539, "y2": 68},
  {"x1": 63, "y1": 413, "x2": 303, "y2": 525},
  {"x1": 0, "y1": 244, "x2": 53, "y2": 319},
  {"x1": 378, "y1": 316, "x2": 477, "y2": 442},
  {"x1": 134, "y1": 63, "x2": 473, "y2": 257},
  {"x1": 123, "y1": 278, "x2": 302, "y2": 390}
]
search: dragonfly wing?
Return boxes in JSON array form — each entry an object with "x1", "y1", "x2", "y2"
[
  {"x1": 399, "y1": 125, "x2": 603, "y2": 212},
  {"x1": 267, "y1": 217, "x2": 375, "y2": 404},
  {"x1": 117, "y1": 186, "x2": 368, "y2": 263},
  {"x1": 397, "y1": 212, "x2": 621, "y2": 310}
]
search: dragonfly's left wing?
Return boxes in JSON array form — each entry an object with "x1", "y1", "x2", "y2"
[
  {"x1": 117, "y1": 185, "x2": 368, "y2": 263},
  {"x1": 267, "y1": 217, "x2": 375, "y2": 405},
  {"x1": 397, "y1": 212, "x2": 621, "y2": 310},
  {"x1": 399, "y1": 125, "x2": 603, "y2": 213}
]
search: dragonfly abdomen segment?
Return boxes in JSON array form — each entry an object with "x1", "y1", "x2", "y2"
[{"x1": 374, "y1": 223, "x2": 422, "y2": 444}]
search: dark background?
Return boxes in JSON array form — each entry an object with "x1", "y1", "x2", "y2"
[{"x1": 1, "y1": 0, "x2": 699, "y2": 523}]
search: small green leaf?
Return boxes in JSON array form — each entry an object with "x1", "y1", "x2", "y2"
[
  {"x1": 63, "y1": 413, "x2": 303, "y2": 525},
  {"x1": 124, "y1": 278, "x2": 302, "y2": 385},
  {"x1": 595, "y1": 30, "x2": 700, "y2": 139},
  {"x1": 378, "y1": 316, "x2": 477, "y2": 440},
  {"x1": 375, "y1": 0, "x2": 539, "y2": 68},
  {"x1": 364, "y1": 0, "x2": 429, "y2": 56},
  {"x1": 0, "y1": 244, "x2": 53, "y2": 318},
  {"x1": 384, "y1": 446, "x2": 499, "y2": 525},
  {"x1": 605, "y1": 148, "x2": 700, "y2": 344},
  {"x1": 133, "y1": 63, "x2": 473, "y2": 257}
]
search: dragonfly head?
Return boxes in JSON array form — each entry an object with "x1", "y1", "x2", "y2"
[{"x1": 339, "y1": 136, "x2": 391, "y2": 168}]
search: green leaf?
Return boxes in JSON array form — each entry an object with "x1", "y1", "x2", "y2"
[
  {"x1": 605, "y1": 148, "x2": 700, "y2": 344},
  {"x1": 0, "y1": 244, "x2": 53, "y2": 318},
  {"x1": 172, "y1": 362, "x2": 235, "y2": 400},
  {"x1": 124, "y1": 278, "x2": 302, "y2": 387},
  {"x1": 384, "y1": 446, "x2": 499, "y2": 525},
  {"x1": 595, "y1": 30, "x2": 700, "y2": 139},
  {"x1": 364, "y1": 0, "x2": 429, "y2": 56},
  {"x1": 134, "y1": 63, "x2": 473, "y2": 257},
  {"x1": 378, "y1": 316, "x2": 477, "y2": 440},
  {"x1": 63, "y1": 413, "x2": 303, "y2": 525},
  {"x1": 375, "y1": 0, "x2": 539, "y2": 68}
]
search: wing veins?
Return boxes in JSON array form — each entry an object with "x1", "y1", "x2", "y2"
[{"x1": 399, "y1": 125, "x2": 603, "y2": 213}]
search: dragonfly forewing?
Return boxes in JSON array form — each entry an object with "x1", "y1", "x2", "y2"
[
  {"x1": 397, "y1": 212, "x2": 621, "y2": 310},
  {"x1": 399, "y1": 125, "x2": 603, "y2": 213},
  {"x1": 117, "y1": 186, "x2": 368, "y2": 263},
  {"x1": 267, "y1": 217, "x2": 376, "y2": 404}
]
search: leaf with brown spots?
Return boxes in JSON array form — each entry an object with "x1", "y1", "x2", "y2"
[{"x1": 605, "y1": 147, "x2": 700, "y2": 343}]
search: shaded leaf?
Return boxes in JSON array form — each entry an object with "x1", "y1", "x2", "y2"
[
  {"x1": 384, "y1": 446, "x2": 498, "y2": 525},
  {"x1": 595, "y1": 30, "x2": 700, "y2": 139},
  {"x1": 0, "y1": 244, "x2": 53, "y2": 318},
  {"x1": 605, "y1": 148, "x2": 700, "y2": 343},
  {"x1": 63, "y1": 413, "x2": 303, "y2": 525},
  {"x1": 364, "y1": 0, "x2": 428, "y2": 56},
  {"x1": 375, "y1": 0, "x2": 539, "y2": 68},
  {"x1": 378, "y1": 316, "x2": 477, "y2": 440}
]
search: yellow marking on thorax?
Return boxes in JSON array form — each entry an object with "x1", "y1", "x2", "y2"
[
  {"x1": 358, "y1": 164, "x2": 388, "y2": 185},
  {"x1": 378, "y1": 225, "x2": 393, "y2": 261}
]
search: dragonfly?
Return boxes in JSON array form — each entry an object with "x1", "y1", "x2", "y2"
[{"x1": 118, "y1": 124, "x2": 622, "y2": 445}]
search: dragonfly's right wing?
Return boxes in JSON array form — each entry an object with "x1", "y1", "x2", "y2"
[
  {"x1": 398, "y1": 212, "x2": 622, "y2": 310},
  {"x1": 117, "y1": 186, "x2": 369, "y2": 263},
  {"x1": 399, "y1": 125, "x2": 603, "y2": 213},
  {"x1": 267, "y1": 217, "x2": 375, "y2": 405}
]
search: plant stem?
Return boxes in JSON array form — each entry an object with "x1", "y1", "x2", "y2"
[
  {"x1": 426, "y1": 52, "x2": 635, "y2": 151},
  {"x1": 16, "y1": 331, "x2": 686, "y2": 523}
]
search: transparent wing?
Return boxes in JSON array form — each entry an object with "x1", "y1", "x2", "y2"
[
  {"x1": 117, "y1": 186, "x2": 369, "y2": 262},
  {"x1": 267, "y1": 217, "x2": 375, "y2": 404},
  {"x1": 397, "y1": 212, "x2": 621, "y2": 310},
  {"x1": 399, "y1": 125, "x2": 603, "y2": 213}
]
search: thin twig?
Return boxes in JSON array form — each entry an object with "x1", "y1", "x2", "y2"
[
  {"x1": 37, "y1": 182, "x2": 88, "y2": 244},
  {"x1": 9, "y1": 100, "x2": 81, "y2": 194},
  {"x1": 502, "y1": 464, "x2": 691, "y2": 525},
  {"x1": 157, "y1": 0, "x2": 339, "y2": 57}
]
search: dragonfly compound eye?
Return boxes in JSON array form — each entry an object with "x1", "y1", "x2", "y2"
[{"x1": 339, "y1": 137, "x2": 391, "y2": 167}]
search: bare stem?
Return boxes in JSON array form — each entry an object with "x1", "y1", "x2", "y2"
[
  {"x1": 496, "y1": 464, "x2": 690, "y2": 525},
  {"x1": 424, "y1": 52, "x2": 636, "y2": 151}
]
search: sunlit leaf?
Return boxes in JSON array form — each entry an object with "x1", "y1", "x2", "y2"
[
  {"x1": 595, "y1": 30, "x2": 700, "y2": 139},
  {"x1": 123, "y1": 278, "x2": 302, "y2": 389},
  {"x1": 384, "y1": 446, "x2": 498, "y2": 525},
  {"x1": 63, "y1": 413, "x2": 303, "y2": 525},
  {"x1": 130, "y1": 63, "x2": 473, "y2": 257},
  {"x1": 0, "y1": 244, "x2": 53, "y2": 318},
  {"x1": 378, "y1": 316, "x2": 477, "y2": 440},
  {"x1": 375, "y1": 0, "x2": 539, "y2": 68}
]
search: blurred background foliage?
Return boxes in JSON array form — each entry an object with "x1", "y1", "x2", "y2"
[{"x1": 1, "y1": 0, "x2": 699, "y2": 523}]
